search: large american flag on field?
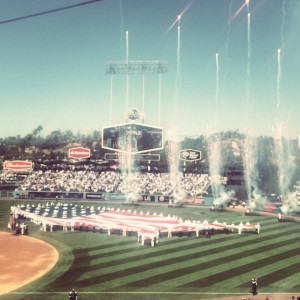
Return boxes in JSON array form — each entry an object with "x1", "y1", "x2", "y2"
[
  {"x1": 13, "y1": 206, "x2": 259, "y2": 239},
  {"x1": 45, "y1": 210, "x2": 198, "y2": 235}
]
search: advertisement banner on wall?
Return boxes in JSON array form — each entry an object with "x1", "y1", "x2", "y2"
[
  {"x1": 4, "y1": 160, "x2": 33, "y2": 172},
  {"x1": 138, "y1": 195, "x2": 155, "y2": 202},
  {"x1": 179, "y1": 149, "x2": 201, "y2": 161},
  {"x1": 69, "y1": 147, "x2": 91, "y2": 159},
  {"x1": 85, "y1": 193, "x2": 103, "y2": 200},
  {"x1": 184, "y1": 197, "x2": 205, "y2": 205},
  {"x1": 158, "y1": 195, "x2": 173, "y2": 202}
]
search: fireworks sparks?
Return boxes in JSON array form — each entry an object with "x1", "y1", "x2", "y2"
[
  {"x1": 232, "y1": 0, "x2": 251, "y2": 21},
  {"x1": 164, "y1": 0, "x2": 193, "y2": 36}
]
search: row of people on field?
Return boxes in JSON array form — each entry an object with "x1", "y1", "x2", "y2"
[
  {"x1": 11, "y1": 204, "x2": 260, "y2": 242},
  {"x1": 8, "y1": 213, "x2": 29, "y2": 235}
]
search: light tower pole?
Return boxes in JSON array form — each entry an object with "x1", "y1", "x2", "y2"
[{"x1": 105, "y1": 60, "x2": 168, "y2": 124}]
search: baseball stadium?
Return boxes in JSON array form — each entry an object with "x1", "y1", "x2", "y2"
[
  {"x1": 1, "y1": 1, "x2": 300, "y2": 300},
  {"x1": 1, "y1": 123, "x2": 300, "y2": 300}
]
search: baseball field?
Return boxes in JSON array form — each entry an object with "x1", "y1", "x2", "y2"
[{"x1": 0, "y1": 199, "x2": 300, "y2": 300}]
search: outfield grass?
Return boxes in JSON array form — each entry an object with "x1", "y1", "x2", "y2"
[{"x1": 0, "y1": 199, "x2": 300, "y2": 300}]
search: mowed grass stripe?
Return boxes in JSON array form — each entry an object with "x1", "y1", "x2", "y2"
[
  {"x1": 171, "y1": 248, "x2": 300, "y2": 293},
  {"x1": 80, "y1": 235, "x2": 246, "y2": 273},
  {"x1": 74, "y1": 237, "x2": 140, "y2": 258},
  {"x1": 75, "y1": 239, "x2": 209, "y2": 284},
  {"x1": 277, "y1": 273, "x2": 300, "y2": 290},
  {"x1": 251, "y1": 261, "x2": 300, "y2": 291},
  {"x1": 77, "y1": 232, "x2": 266, "y2": 279},
  {"x1": 238, "y1": 218, "x2": 294, "y2": 232},
  {"x1": 77, "y1": 234, "x2": 235, "y2": 272},
  {"x1": 160, "y1": 232, "x2": 300, "y2": 290},
  {"x1": 52, "y1": 218, "x2": 297, "y2": 289},
  {"x1": 112, "y1": 232, "x2": 300, "y2": 290},
  {"x1": 230, "y1": 259, "x2": 300, "y2": 293},
  {"x1": 259, "y1": 219, "x2": 300, "y2": 230},
  {"x1": 211, "y1": 245, "x2": 300, "y2": 291},
  {"x1": 79, "y1": 224, "x2": 297, "y2": 276},
  {"x1": 180, "y1": 243, "x2": 300, "y2": 289},
  {"x1": 79, "y1": 221, "x2": 291, "y2": 261},
  {"x1": 53, "y1": 237, "x2": 207, "y2": 288},
  {"x1": 82, "y1": 227, "x2": 288, "y2": 277},
  {"x1": 75, "y1": 228, "x2": 300, "y2": 290}
]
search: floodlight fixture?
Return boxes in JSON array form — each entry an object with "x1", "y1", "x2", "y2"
[{"x1": 105, "y1": 60, "x2": 168, "y2": 75}]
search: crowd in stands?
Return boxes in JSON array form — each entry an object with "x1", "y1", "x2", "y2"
[
  {"x1": 33, "y1": 160, "x2": 106, "y2": 172},
  {"x1": 0, "y1": 172, "x2": 27, "y2": 184},
  {"x1": 15, "y1": 170, "x2": 213, "y2": 196}
]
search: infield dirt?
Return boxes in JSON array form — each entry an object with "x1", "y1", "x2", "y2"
[{"x1": 0, "y1": 231, "x2": 58, "y2": 295}]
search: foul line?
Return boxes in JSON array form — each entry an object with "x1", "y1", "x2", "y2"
[{"x1": 8, "y1": 291, "x2": 297, "y2": 295}]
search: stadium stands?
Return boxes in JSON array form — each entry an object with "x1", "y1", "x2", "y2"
[{"x1": 15, "y1": 170, "x2": 214, "y2": 196}]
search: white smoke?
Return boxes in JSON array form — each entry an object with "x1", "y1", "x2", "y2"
[
  {"x1": 280, "y1": 190, "x2": 300, "y2": 214},
  {"x1": 213, "y1": 190, "x2": 235, "y2": 207},
  {"x1": 248, "y1": 189, "x2": 268, "y2": 211}
]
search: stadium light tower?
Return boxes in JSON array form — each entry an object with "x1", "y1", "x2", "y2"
[
  {"x1": 105, "y1": 60, "x2": 168, "y2": 75},
  {"x1": 105, "y1": 60, "x2": 168, "y2": 125}
]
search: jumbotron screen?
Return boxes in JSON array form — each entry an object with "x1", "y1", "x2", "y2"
[{"x1": 102, "y1": 123, "x2": 163, "y2": 154}]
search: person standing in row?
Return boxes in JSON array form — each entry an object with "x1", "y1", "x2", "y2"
[
  {"x1": 251, "y1": 276, "x2": 258, "y2": 295},
  {"x1": 68, "y1": 289, "x2": 78, "y2": 300}
]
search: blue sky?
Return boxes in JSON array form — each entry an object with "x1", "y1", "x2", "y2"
[{"x1": 0, "y1": 0, "x2": 299, "y2": 139}]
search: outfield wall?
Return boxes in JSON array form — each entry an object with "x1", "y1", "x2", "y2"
[{"x1": 12, "y1": 189, "x2": 213, "y2": 205}]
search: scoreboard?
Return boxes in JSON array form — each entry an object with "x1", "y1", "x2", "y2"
[{"x1": 102, "y1": 123, "x2": 163, "y2": 154}]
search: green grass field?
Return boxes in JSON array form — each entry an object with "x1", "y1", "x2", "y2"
[{"x1": 0, "y1": 199, "x2": 300, "y2": 300}]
